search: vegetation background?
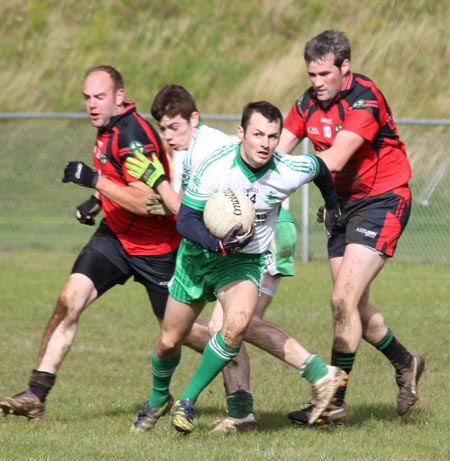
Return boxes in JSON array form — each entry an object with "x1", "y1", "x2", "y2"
[
  {"x1": 0, "y1": 1, "x2": 449, "y2": 460},
  {"x1": 1, "y1": 0, "x2": 449, "y2": 118}
]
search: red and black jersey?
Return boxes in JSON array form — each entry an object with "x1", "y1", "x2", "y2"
[
  {"x1": 92, "y1": 101, "x2": 181, "y2": 255},
  {"x1": 284, "y1": 72, "x2": 411, "y2": 200}
]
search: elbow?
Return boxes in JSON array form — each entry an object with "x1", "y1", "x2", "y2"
[
  {"x1": 325, "y1": 159, "x2": 345, "y2": 173},
  {"x1": 316, "y1": 154, "x2": 344, "y2": 173}
]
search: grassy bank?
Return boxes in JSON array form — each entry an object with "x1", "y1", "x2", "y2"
[{"x1": 1, "y1": 1, "x2": 449, "y2": 117}]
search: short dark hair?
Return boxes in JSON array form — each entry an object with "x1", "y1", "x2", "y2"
[
  {"x1": 84, "y1": 65, "x2": 124, "y2": 92},
  {"x1": 151, "y1": 84, "x2": 199, "y2": 122},
  {"x1": 240, "y1": 101, "x2": 283, "y2": 133},
  {"x1": 304, "y1": 30, "x2": 351, "y2": 68}
]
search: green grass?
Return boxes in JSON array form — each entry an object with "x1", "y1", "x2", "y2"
[{"x1": 1, "y1": 252, "x2": 448, "y2": 460}]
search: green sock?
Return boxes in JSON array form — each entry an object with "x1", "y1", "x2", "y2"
[
  {"x1": 181, "y1": 332, "x2": 240, "y2": 403},
  {"x1": 299, "y1": 355, "x2": 328, "y2": 384},
  {"x1": 149, "y1": 352, "x2": 181, "y2": 408},
  {"x1": 227, "y1": 391, "x2": 254, "y2": 419}
]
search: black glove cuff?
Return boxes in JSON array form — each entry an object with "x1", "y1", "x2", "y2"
[
  {"x1": 91, "y1": 173, "x2": 99, "y2": 188},
  {"x1": 153, "y1": 174, "x2": 167, "y2": 191},
  {"x1": 325, "y1": 196, "x2": 339, "y2": 210},
  {"x1": 90, "y1": 195, "x2": 101, "y2": 207}
]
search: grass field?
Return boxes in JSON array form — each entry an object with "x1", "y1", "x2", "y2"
[{"x1": 0, "y1": 252, "x2": 448, "y2": 460}]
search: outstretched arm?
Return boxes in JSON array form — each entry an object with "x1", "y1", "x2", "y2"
[
  {"x1": 62, "y1": 161, "x2": 150, "y2": 216},
  {"x1": 312, "y1": 156, "x2": 340, "y2": 238},
  {"x1": 313, "y1": 156, "x2": 339, "y2": 210},
  {"x1": 277, "y1": 127, "x2": 302, "y2": 155},
  {"x1": 317, "y1": 130, "x2": 365, "y2": 172},
  {"x1": 125, "y1": 151, "x2": 181, "y2": 215}
]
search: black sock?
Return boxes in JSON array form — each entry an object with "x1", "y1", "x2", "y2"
[
  {"x1": 331, "y1": 350, "x2": 355, "y2": 406},
  {"x1": 28, "y1": 369, "x2": 57, "y2": 403},
  {"x1": 374, "y1": 329, "x2": 412, "y2": 371},
  {"x1": 331, "y1": 350, "x2": 355, "y2": 374}
]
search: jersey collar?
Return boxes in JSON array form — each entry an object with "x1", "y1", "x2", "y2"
[{"x1": 232, "y1": 143, "x2": 277, "y2": 183}]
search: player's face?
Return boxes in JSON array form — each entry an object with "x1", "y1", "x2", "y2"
[
  {"x1": 157, "y1": 113, "x2": 199, "y2": 151},
  {"x1": 238, "y1": 112, "x2": 281, "y2": 169},
  {"x1": 83, "y1": 71, "x2": 124, "y2": 128},
  {"x1": 306, "y1": 53, "x2": 350, "y2": 108}
]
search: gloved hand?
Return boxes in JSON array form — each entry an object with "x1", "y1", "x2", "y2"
[
  {"x1": 146, "y1": 193, "x2": 171, "y2": 216},
  {"x1": 76, "y1": 195, "x2": 101, "y2": 225},
  {"x1": 316, "y1": 206, "x2": 325, "y2": 223},
  {"x1": 318, "y1": 204, "x2": 341, "y2": 238},
  {"x1": 125, "y1": 151, "x2": 167, "y2": 190},
  {"x1": 63, "y1": 162, "x2": 99, "y2": 188},
  {"x1": 218, "y1": 223, "x2": 255, "y2": 255}
]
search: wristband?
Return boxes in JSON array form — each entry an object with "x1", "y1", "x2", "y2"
[{"x1": 218, "y1": 241, "x2": 227, "y2": 256}]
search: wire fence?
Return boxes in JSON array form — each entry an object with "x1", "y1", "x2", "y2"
[{"x1": 1, "y1": 113, "x2": 449, "y2": 266}]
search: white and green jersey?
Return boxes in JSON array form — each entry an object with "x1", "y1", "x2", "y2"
[
  {"x1": 171, "y1": 123, "x2": 233, "y2": 193},
  {"x1": 183, "y1": 142, "x2": 320, "y2": 254}
]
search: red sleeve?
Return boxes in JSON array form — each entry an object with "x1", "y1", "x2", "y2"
[
  {"x1": 342, "y1": 106, "x2": 379, "y2": 142},
  {"x1": 116, "y1": 115, "x2": 170, "y2": 184}
]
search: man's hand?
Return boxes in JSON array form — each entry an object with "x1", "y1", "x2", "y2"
[
  {"x1": 76, "y1": 195, "x2": 101, "y2": 225},
  {"x1": 63, "y1": 162, "x2": 99, "y2": 188},
  {"x1": 218, "y1": 223, "x2": 255, "y2": 255},
  {"x1": 318, "y1": 204, "x2": 341, "y2": 238},
  {"x1": 146, "y1": 193, "x2": 172, "y2": 216},
  {"x1": 317, "y1": 206, "x2": 325, "y2": 223},
  {"x1": 125, "y1": 151, "x2": 166, "y2": 190}
]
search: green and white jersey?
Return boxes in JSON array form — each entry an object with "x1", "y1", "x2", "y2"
[
  {"x1": 172, "y1": 123, "x2": 233, "y2": 193},
  {"x1": 183, "y1": 142, "x2": 320, "y2": 254}
]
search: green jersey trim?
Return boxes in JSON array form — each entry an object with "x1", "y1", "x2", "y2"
[
  {"x1": 271, "y1": 151, "x2": 319, "y2": 178},
  {"x1": 304, "y1": 153, "x2": 320, "y2": 180},
  {"x1": 235, "y1": 150, "x2": 278, "y2": 182}
]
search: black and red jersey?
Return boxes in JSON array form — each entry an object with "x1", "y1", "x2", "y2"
[
  {"x1": 92, "y1": 101, "x2": 181, "y2": 255},
  {"x1": 284, "y1": 72, "x2": 411, "y2": 200}
]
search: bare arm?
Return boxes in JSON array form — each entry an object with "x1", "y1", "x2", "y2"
[
  {"x1": 278, "y1": 127, "x2": 302, "y2": 155},
  {"x1": 153, "y1": 180, "x2": 182, "y2": 215},
  {"x1": 95, "y1": 175, "x2": 152, "y2": 216},
  {"x1": 317, "y1": 129, "x2": 365, "y2": 172},
  {"x1": 124, "y1": 151, "x2": 181, "y2": 215}
]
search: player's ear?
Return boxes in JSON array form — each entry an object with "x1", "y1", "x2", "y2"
[
  {"x1": 237, "y1": 125, "x2": 244, "y2": 141},
  {"x1": 189, "y1": 111, "x2": 200, "y2": 128},
  {"x1": 340, "y1": 59, "x2": 350, "y2": 76},
  {"x1": 115, "y1": 88, "x2": 125, "y2": 106}
]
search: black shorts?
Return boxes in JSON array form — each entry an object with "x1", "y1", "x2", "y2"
[
  {"x1": 71, "y1": 221, "x2": 177, "y2": 319},
  {"x1": 328, "y1": 185, "x2": 411, "y2": 258}
]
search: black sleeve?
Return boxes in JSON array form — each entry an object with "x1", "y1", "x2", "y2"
[
  {"x1": 313, "y1": 156, "x2": 339, "y2": 209},
  {"x1": 176, "y1": 203, "x2": 221, "y2": 254}
]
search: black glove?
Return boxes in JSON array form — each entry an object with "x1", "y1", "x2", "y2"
[
  {"x1": 218, "y1": 223, "x2": 255, "y2": 255},
  {"x1": 318, "y1": 203, "x2": 341, "y2": 238},
  {"x1": 76, "y1": 195, "x2": 101, "y2": 225},
  {"x1": 63, "y1": 162, "x2": 99, "y2": 188}
]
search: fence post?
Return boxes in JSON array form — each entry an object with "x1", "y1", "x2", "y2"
[{"x1": 301, "y1": 138, "x2": 310, "y2": 262}]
